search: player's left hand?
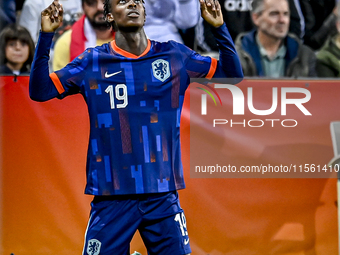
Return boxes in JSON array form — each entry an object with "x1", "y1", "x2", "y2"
[
  {"x1": 41, "y1": 0, "x2": 63, "y2": 33},
  {"x1": 199, "y1": 0, "x2": 224, "y2": 28}
]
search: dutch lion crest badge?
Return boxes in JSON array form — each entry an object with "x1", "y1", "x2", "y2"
[
  {"x1": 152, "y1": 59, "x2": 170, "y2": 82},
  {"x1": 87, "y1": 239, "x2": 101, "y2": 255}
]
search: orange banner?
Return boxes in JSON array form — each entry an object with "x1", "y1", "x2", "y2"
[{"x1": 0, "y1": 76, "x2": 338, "y2": 254}]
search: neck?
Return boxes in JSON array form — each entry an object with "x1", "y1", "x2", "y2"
[
  {"x1": 114, "y1": 29, "x2": 148, "y2": 56},
  {"x1": 6, "y1": 62, "x2": 23, "y2": 72},
  {"x1": 95, "y1": 28, "x2": 113, "y2": 40},
  {"x1": 257, "y1": 31, "x2": 283, "y2": 58}
]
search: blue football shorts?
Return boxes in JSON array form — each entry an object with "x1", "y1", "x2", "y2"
[{"x1": 82, "y1": 191, "x2": 191, "y2": 255}]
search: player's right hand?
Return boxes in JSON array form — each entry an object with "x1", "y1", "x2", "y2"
[
  {"x1": 199, "y1": 0, "x2": 224, "y2": 28},
  {"x1": 41, "y1": 0, "x2": 63, "y2": 33}
]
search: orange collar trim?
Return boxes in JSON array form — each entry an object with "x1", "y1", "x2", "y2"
[{"x1": 110, "y1": 39, "x2": 151, "y2": 59}]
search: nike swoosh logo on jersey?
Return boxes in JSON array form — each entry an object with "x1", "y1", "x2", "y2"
[
  {"x1": 184, "y1": 238, "x2": 189, "y2": 245},
  {"x1": 105, "y1": 71, "x2": 122, "y2": 78}
]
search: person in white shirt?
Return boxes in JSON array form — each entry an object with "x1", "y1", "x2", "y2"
[
  {"x1": 143, "y1": 0, "x2": 200, "y2": 43},
  {"x1": 19, "y1": 0, "x2": 83, "y2": 44}
]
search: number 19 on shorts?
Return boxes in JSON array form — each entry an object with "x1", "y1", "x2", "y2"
[{"x1": 174, "y1": 212, "x2": 189, "y2": 237}]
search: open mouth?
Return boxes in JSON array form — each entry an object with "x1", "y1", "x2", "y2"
[{"x1": 127, "y1": 11, "x2": 140, "y2": 17}]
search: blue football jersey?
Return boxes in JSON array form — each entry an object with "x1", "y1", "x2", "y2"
[{"x1": 50, "y1": 39, "x2": 217, "y2": 195}]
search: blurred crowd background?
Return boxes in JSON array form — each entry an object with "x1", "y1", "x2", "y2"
[{"x1": 0, "y1": 0, "x2": 339, "y2": 78}]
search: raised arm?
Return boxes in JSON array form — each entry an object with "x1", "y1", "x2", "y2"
[
  {"x1": 199, "y1": 0, "x2": 243, "y2": 79},
  {"x1": 29, "y1": 0, "x2": 63, "y2": 101}
]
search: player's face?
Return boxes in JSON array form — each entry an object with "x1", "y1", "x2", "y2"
[
  {"x1": 252, "y1": 0, "x2": 290, "y2": 40},
  {"x1": 83, "y1": 0, "x2": 107, "y2": 30},
  {"x1": 106, "y1": 0, "x2": 145, "y2": 31},
  {"x1": 5, "y1": 40, "x2": 29, "y2": 66}
]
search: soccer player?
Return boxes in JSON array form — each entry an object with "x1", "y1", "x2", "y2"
[{"x1": 29, "y1": 0, "x2": 243, "y2": 254}]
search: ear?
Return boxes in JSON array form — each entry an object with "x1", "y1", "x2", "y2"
[
  {"x1": 106, "y1": 13, "x2": 114, "y2": 22},
  {"x1": 252, "y1": 12, "x2": 260, "y2": 27}
]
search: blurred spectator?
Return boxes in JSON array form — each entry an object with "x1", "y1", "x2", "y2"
[
  {"x1": 0, "y1": 24, "x2": 35, "y2": 75},
  {"x1": 143, "y1": 0, "x2": 200, "y2": 44},
  {"x1": 316, "y1": 3, "x2": 340, "y2": 77},
  {"x1": 235, "y1": 0, "x2": 317, "y2": 78},
  {"x1": 52, "y1": 0, "x2": 114, "y2": 71},
  {"x1": 288, "y1": 0, "x2": 337, "y2": 51},
  {"x1": 0, "y1": 0, "x2": 16, "y2": 31},
  {"x1": 304, "y1": 0, "x2": 337, "y2": 51},
  {"x1": 16, "y1": 0, "x2": 26, "y2": 12},
  {"x1": 287, "y1": 0, "x2": 306, "y2": 39},
  {"x1": 196, "y1": 0, "x2": 253, "y2": 52},
  {"x1": 19, "y1": 0, "x2": 82, "y2": 44},
  {"x1": 195, "y1": 0, "x2": 335, "y2": 54},
  {"x1": 16, "y1": 0, "x2": 25, "y2": 19}
]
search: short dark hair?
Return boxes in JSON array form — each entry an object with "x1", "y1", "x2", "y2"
[
  {"x1": 103, "y1": 0, "x2": 111, "y2": 16},
  {"x1": 104, "y1": 0, "x2": 113, "y2": 28},
  {"x1": 0, "y1": 24, "x2": 35, "y2": 70}
]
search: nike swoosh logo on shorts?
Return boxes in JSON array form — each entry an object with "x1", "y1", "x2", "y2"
[
  {"x1": 105, "y1": 71, "x2": 122, "y2": 78},
  {"x1": 184, "y1": 238, "x2": 189, "y2": 245}
]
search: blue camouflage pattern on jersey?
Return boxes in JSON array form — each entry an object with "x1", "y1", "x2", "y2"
[{"x1": 53, "y1": 39, "x2": 214, "y2": 195}]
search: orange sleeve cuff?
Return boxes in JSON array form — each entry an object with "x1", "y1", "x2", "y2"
[
  {"x1": 49, "y1": 73, "x2": 65, "y2": 94},
  {"x1": 206, "y1": 58, "x2": 217, "y2": 79}
]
